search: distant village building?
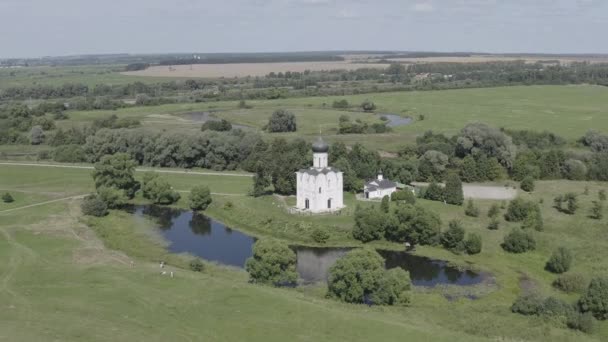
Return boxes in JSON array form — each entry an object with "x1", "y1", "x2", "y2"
[
  {"x1": 364, "y1": 172, "x2": 397, "y2": 199},
  {"x1": 295, "y1": 137, "x2": 344, "y2": 213}
]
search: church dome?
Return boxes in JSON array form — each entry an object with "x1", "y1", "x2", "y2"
[{"x1": 312, "y1": 137, "x2": 329, "y2": 153}]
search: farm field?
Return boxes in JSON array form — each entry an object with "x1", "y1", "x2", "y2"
[
  {"x1": 377, "y1": 55, "x2": 608, "y2": 65},
  {"x1": 59, "y1": 85, "x2": 608, "y2": 152},
  {"x1": 122, "y1": 61, "x2": 389, "y2": 78}
]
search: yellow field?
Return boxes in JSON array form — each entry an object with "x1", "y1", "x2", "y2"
[
  {"x1": 122, "y1": 61, "x2": 389, "y2": 78},
  {"x1": 379, "y1": 55, "x2": 608, "y2": 65}
]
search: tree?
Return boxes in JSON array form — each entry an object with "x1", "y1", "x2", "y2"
[
  {"x1": 565, "y1": 193, "x2": 579, "y2": 214},
  {"x1": 502, "y1": 229, "x2": 536, "y2": 253},
  {"x1": 505, "y1": 198, "x2": 537, "y2": 222},
  {"x1": 201, "y1": 119, "x2": 232, "y2": 131},
  {"x1": 96, "y1": 186, "x2": 128, "y2": 209},
  {"x1": 80, "y1": 194, "x2": 107, "y2": 217},
  {"x1": 456, "y1": 123, "x2": 517, "y2": 169},
  {"x1": 311, "y1": 228, "x2": 330, "y2": 244},
  {"x1": 142, "y1": 172, "x2": 181, "y2": 205},
  {"x1": 465, "y1": 233, "x2": 482, "y2": 254},
  {"x1": 521, "y1": 208, "x2": 544, "y2": 231},
  {"x1": 459, "y1": 155, "x2": 479, "y2": 182},
  {"x1": 441, "y1": 220, "x2": 465, "y2": 251},
  {"x1": 370, "y1": 267, "x2": 412, "y2": 306},
  {"x1": 418, "y1": 150, "x2": 449, "y2": 181},
  {"x1": 579, "y1": 278, "x2": 608, "y2": 320},
  {"x1": 444, "y1": 173, "x2": 464, "y2": 205},
  {"x1": 92, "y1": 153, "x2": 140, "y2": 198},
  {"x1": 563, "y1": 159, "x2": 587, "y2": 180},
  {"x1": 327, "y1": 249, "x2": 385, "y2": 303},
  {"x1": 487, "y1": 203, "x2": 500, "y2": 218},
  {"x1": 464, "y1": 199, "x2": 480, "y2": 217},
  {"x1": 266, "y1": 109, "x2": 296, "y2": 132},
  {"x1": 251, "y1": 163, "x2": 270, "y2": 197},
  {"x1": 245, "y1": 239, "x2": 298, "y2": 286},
  {"x1": 189, "y1": 185, "x2": 213, "y2": 211},
  {"x1": 1, "y1": 192, "x2": 14, "y2": 203},
  {"x1": 520, "y1": 176, "x2": 535, "y2": 192},
  {"x1": 487, "y1": 218, "x2": 500, "y2": 230},
  {"x1": 423, "y1": 181, "x2": 444, "y2": 201},
  {"x1": 391, "y1": 190, "x2": 416, "y2": 204},
  {"x1": 30, "y1": 125, "x2": 44, "y2": 145},
  {"x1": 352, "y1": 206, "x2": 385, "y2": 242},
  {"x1": 380, "y1": 195, "x2": 390, "y2": 213},
  {"x1": 332, "y1": 99, "x2": 349, "y2": 109},
  {"x1": 546, "y1": 247, "x2": 573, "y2": 274},
  {"x1": 590, "y1": 200, "x2": 604, "y2": 219},
  {"x1": 360, "y1": 100, "x2": 376, "y2": 112},
  {"x1": 387, "y1": 204, "x2": 441, "y2": 245}
]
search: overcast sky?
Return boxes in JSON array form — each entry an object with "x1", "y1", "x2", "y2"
[{"x1": 1, "y1": 0, "x2": 607, "y2": 58}]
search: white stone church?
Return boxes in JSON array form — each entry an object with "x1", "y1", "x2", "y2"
[{"x1": 295, "y1": 137, "x2": 344, "y2": 213}]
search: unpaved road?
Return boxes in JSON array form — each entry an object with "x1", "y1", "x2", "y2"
[
  {"x1": 0, "y1": 162, "x2": 253, "y2": 177},
  {"x1": 411, "y1": 182, "x2": 517, "y2": 200}
]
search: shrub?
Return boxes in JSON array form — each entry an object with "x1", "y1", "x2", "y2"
[
  {"x1": 590, "y1": 200, "x2": 603, "y2": 219},
  {"x1": 201, "y1": 119, "x2": 232, "y2": 132},
  {"x1": 579, "y1": 277, "x2": 608, "y2": 320},
  {"x1": 370, "y1": 267, "x2": 412, "y2": 306},
  {"x1": 189, "y1": 186, "x2": 213, "y2": 211},
  {"x1": 311, "y1": 228, "x2": 330, "y2": 244},
  {"x1": 189, "y1": 259, "x2": 204, "y2": 272},
  {"x1": 546, "y1": 247, "x2": 573, "y2": 274},
  {"x1": 80, "y1": 194, "x2": 108, "y2": 217},
  {"x1": 502, "y1": 229, "x2": 536, "y2": 253},
  {"x1": 2, "y1": 192, "x2": 14, "y2": 203},
  {"x1": 520, "y1": 176, "x2": 535, "y2": 192},
  {"x1": 511, "y1": 294, "x2": 544, "y2": 315},
  {"x1": 521, "y1": 208, "x2": 544, "y2": 232},
  {"x1": 599, "y1": 190, "x2": 607, "y2": 201},
  {"x1": 567, "y1": 311, "x2": 596, "y2": 334},
  {"x1": 96, "y1": 186, "x2": 128, "y2": 209},
  {"x1": 553, "y1": 273, "x2": 588, "y2": 293},
  {"x1": 352, "y1": 206, "x2": 385, "y2": 242},
  {"x1": 487, "y1": 203, "x2": 500, "y2": 218},
  {"x1": 360, "y1": 100, "x2": 376, "y2": 112},
  {"x1": 487, "y1": 218, "x2": 500, "y2": 230},
  {"x1": 328, "y1": 249, "x2": 385, "y2": 303},
  {"x1": 555, "y1": 192, "x2": 579, "y2": 214},
  {"x1": 223, "y1": 201, "x2": 234, "y2": 210},
  {"x1": 505, "y1": 198, "x2": 537, "y2": 222},
  {"x1": 464, "y1": 199, "x2": 480, "y2": 217},
  {"x1": 540, "y1": 296, "x2": 573, "y2": 318},
  {"x1": 391, "y1": 190, "x2": 416, "y2": 204},
  {"x1": 245, "y1": 239, "x2": 298, "y2": 286},
  {"x1": 142, "y1": 172, "x2": 181, "y2": 205},
  {"x1": 444, "y1": 173, "x2": 464, "y2": 205},
  {"x1": 380, "y1": 195, "x2": 390, "y2": 213},
  {"x1": 266, "y1": 109, "x2": 296, "y2": 132},
  {"x1": 441, "y1": 220, "x2": 465, "y2": 251},
  {"x1": 423, "y1": 182, "x2": 444, "y2": 202},
  {"x1": 53, "y1": 144, "x2": 86, "y2": 163},
  {"x1": 464, "y1": 233, "x2": 482, "y2": 255},
  {"x1": 332, "y1": 99, "x2": 349, "y2": 109}
]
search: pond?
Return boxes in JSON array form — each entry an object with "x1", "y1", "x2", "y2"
[
  {"x1": 377, "y1": 113, "x2": 413, "y2": 127},
  {"x1": 131, "y1": 205, "x2": 484, "y2": 287}
]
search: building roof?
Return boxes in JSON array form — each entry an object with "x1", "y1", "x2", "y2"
[
  {"x1": 312, "y1": 137, "x2": 329, "y2": 153},
  {"x1": 365, "y1": 178, "x2": 397, "y2": 191},
  {"x1": 297, "y1": 167, "x2": 341, "y2": 176}
]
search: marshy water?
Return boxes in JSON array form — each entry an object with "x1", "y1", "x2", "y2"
[
  {"x1": 378, "y1": 113, "x2": 412, "y2": 127},
  {"x1": 130, "y1": 205, "x2": 484, "y2": 287}
]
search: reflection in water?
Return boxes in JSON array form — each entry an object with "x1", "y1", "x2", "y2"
[{"x1": 131, "y1": 205, "x2": 483, "y2": 287}]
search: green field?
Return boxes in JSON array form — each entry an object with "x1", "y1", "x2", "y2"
[
  {"x1": 1, "y1": 163, "x2": 607, "y2": 341},
  {"x1": 57, "y1": 85, "x2": 608, "y2": 152}
]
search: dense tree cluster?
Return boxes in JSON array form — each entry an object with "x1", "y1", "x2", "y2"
[
  {"x1": 141, "y1": 172, "x2": 181, "y2": 205},
  {"x1": 266, "y1": 109, "x2": 297, "y2": 132},
  {"x1": 245, "y1": 239, "x2": 298, "y2": 286}
]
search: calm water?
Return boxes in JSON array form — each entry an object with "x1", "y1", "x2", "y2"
[
  {"x1": 378, "y1": 113, "x2": 413, "y2": 127},
  {"x1": 132, "y1": 205, "x2": 483, "y2": 287}
]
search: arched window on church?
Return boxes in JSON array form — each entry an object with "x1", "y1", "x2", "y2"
[{"x1": 319, "y1": 187, "x2": 322, "y2": 194}]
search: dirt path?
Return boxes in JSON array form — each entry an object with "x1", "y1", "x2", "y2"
[
  {"x1": 0, "y1": 195, "x2": 87, "y2": 214},
  {"x1": 411, "y1": 182, "x2": 517, "y2": 200},
  {"x1": 0, "y1": 162, "x2": 253, "y2": 178}
]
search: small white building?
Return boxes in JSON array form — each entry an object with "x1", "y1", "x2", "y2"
[
  {"x1": 295, "y1": 137, "x2": 344, "y2": 213},
  {"x1": 364, "y1": 172, "x2": 397, "y2": 199}
]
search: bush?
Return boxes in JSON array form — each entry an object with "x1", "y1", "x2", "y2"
[
  {"x1": 201, "y1": 119, "x2": 232, "y2": 131},
  {"x1": 504, "y1": 198, "x2": 538, "y2": 222},
  {"x1": 80, "y1": 194, "x2": 108, "y2": 217},
  {"x1": 2, "y1": 192, "x2": 14, "y2": 203},
  {"x1": 311, "y1": 228, "x2": 330, "y2": 244},
  {"x1": 444, "y1": 173, "x2": 464, "y2": 205},
  {"x1": 553, "y1": 273, "x2": 588, "y2": 293},
  {"x1": 189, "y1": 259, "x2": 204, "y2": 272},
  {"x1": 53, "y1": 144, "x2": 87, "y2": 163},
  {"x1": 245, "y1": 239, "x2": 298, "y2": 286},
  {"x1": 487, "y1": 218, "x2": 500, "y2": 230},
  {"x1": 545, "y1": 247, "x2": 573, "y2": 274},
  {"x1": 464, "y1": 199, "x2": 480, "y2": 217},
  {"x1": 423, "y1": 182, "x2": 444, "y2": 201},
  {"x1": 502, "y1": 229, "x2": 536, "y2": 253},
  {"x1": 328, "y1": 249, "x2": 384, "y2": 303},
  {"x1": 487, "y1": 203, "x2": 500, "y2": 218},
  {"x1": 511, "y1": 294, "x2": 544, "y2": 315},
  {"x1": 441, "y1": 220, "x2": 465, "y2": 251},
  {"x1": 589, "y1": 200, "x2": 603, "y2": 219},
  {"x1": 540, "y1": 296, "x2": 573, "y2": 318},
  {"x1": 189, "y1": 186, "x2": 213, "y2": 211},
  {"x1": 464, "y1": 233, "x2": 482, "y2": 255},
  {"x1": 520, "y1": 176, "x2": 535, "y2": 192},
  {"x1": 332, "y1": 99, "x2": 349, "y2": 109},
  {"x1": 142, "y1": 172, "x2": 181, "y2": 205},
  {"x1": 266, "y1": 109, "x2": 296, "y2": 132},
  {"x1": 380, "y1": 195, "x2": 390, "y2": 213},
  {"x1": 360, "y1": 100, "x2": 376, "y2": 112},
  {"x1": 370, "y1": 267, "x2": 412, "y2": 306},
  {"x1": 391, "y1": 190, "x2": 416, "y2": 204},
  {"x1": 567, "y1": 311, "x2": 596, "y2": 334},
  {"x1": 96, "y1": 186, "x2": 128, "y2": 209},
  {"x1": 352, "y1": 206, "x2": 385, "y2": 242},
  {"x1": 521, "y1": 207, "x2": 544, "y2": 232},
  {"x1": 579, "y1": 277, "x2": 608, "y2": 320}
]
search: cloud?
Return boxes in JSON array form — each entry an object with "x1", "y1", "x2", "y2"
[{"x1": 411, "y1": 2, "x2": 434, "y2": 12}]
